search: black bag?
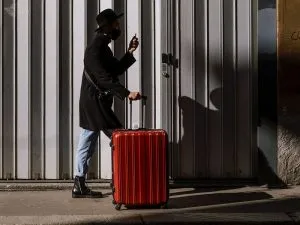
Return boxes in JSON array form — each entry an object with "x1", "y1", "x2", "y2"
[
  {"x1": 84, "y1": 70, "x2": 123, "y2": 129},
  {"x1": 84, "y1": 70, "x2": 112, "y2": 100}
]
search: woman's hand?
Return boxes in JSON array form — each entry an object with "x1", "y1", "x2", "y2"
[
  {"x1": 128, "y1": 34, "x2": 139, "y2": 54},
  {"x1": 128, "y1": 92, "x2": 141, "y2": 101}
]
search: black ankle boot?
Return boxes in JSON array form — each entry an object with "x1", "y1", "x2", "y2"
[{"x1": 72, "y1": 176, "x2": 103, "y2": 198}]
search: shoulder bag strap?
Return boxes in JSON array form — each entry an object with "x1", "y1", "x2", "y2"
[{"x1": 84, "y1": 70, "x2": 102, "y2": 92}]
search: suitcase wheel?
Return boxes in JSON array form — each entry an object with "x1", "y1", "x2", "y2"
[
  {"x1": 115, "y1": 204, "x2": 122, "y2": 211},
  {"x1": 112, "y1": 200, "x2": 116, "y2": 205}
]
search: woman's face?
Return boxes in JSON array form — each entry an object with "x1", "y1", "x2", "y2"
[{"x1": 111, "y1": 20, "x2": 120, "y2": 30}]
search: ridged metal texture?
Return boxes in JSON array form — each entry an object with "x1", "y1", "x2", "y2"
[
  {"x1": 112, "y1": 130, "x2": 168, "y2": 206},
  {"x1": 0, "y1": 0, "x2": 257, "y2": 180},
  {"x1": 161, "y1": 0, "x2": 258, "y2": 179}
]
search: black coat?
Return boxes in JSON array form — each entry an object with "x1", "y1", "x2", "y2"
[{"x1": 79, "y1": 32, "x2": 136, "y2": 131}]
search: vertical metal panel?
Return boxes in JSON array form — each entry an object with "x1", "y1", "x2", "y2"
[
  {"x1": 154, "y1": 0, "x2": 162, "y2": 129},
  {"x1": 69, "y1": 0, "x2": 74, "y2": 179},
  {"x1": 175, "y1": 0, "x2": 181, "y2": 178},
  {"x1": 194, "y1": 0, "x2": 208, "y2": 178},
  {"x1": 45, "y1": 0, "x2": 59, "y2": 179},
  {"x1": 112, "y1": 0, "x2": 127, "y2": 179},
  {"x1": 208, "y1": 0, "x2": 223, "y2": 177},
  {"x1": 179, "y1": 0, "x2": 195, "y2": 178},
  {"x1": 16, "y1": 0, "x2": 30, "y2": 179},
  {"x1": 3, "y1": 0, "x2": 16, "y2": 180},
  {"x1": 59, "y1": 0, "x2": 73, "y2": 180},
  {"x1": 87, "y1": 0, "x2": 98, "y2": 46},
  {"x1": 99, "y1": 0, "x2": 113, "y2": 180},
  {"x1": 31, "y1": 0, "x2": 44, "y2": 180},
  {"x1": 236, "y1": 0, "x2": 252, "y2": 178},
  {"x1": 174, "y1": 0, "x2": 180, "y2": 178},
  {"x1": 96, "y1": 0, "x2": 102, "y2": 180},
  {"x1": 126, "y1": 0, "x2": 142, "y2": 129},
  {"x1": 100, "y1": 129, "x2": 112, "y2": 179},
  {"x1": 114, "y1": 0, "x2": 127, "y2": 128},
  {"x1": 163, "y1": 0, "x2": 256, "y2": 179},
  {"x1": 86, "y1": 0, "x2": 99, "y2": 180},
  {"x1": 0, "y1": 0, "x2": 257, "y2": 180},
  {"x1": 72, "y1": 0, "x2": 86, "y2": 179},
  {"x1": 0, "y1": 0, "x2": 3, "y2": 179},
  {"x1": 251, "y1": 0, "x2": 258, "y2": 177},
  {"x1": 222, "y1": 0, "x2": 237, "y2": 178},
  {"x1": 150, "y1": 0, "x2": 156, "y2": 128},
  {"x1": 160, "y1": 0, "x2": 176, "y2": 177},
  {"x1": 141, "y1": 0, "x2": 155, "y2": 129}
]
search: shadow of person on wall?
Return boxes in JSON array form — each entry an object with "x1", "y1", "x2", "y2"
[
  {"x1": 173, "y1": 86, "x2": 286, "y2": 189},
  {"x1": 166, "y1": 89, "x2": 286, "y2": 209},
  {"x1": 176, "y1": 95, "x2": 207, "y2": 179},
  {"x1": 176, "y1": 87, "x2": 241, "y2": 180}
]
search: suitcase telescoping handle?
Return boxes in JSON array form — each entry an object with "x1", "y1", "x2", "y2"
[{"x1": 129, "y1": 95, "x2": 147, "y2": 129}]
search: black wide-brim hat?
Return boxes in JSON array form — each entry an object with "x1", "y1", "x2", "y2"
[{"x1": 95, "y1": 9, "x2": 124, "y2": 32}]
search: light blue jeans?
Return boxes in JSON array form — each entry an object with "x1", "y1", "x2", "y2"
[{"x1": 75, "y1": 128, "x2": 113, "y2": 177}]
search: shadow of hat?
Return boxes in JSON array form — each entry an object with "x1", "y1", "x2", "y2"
[
  {"x1": 210, "y1": 87, "x2": 222, "y2": 110},
  {"x1": 178, "y1": 87, "x2": 222, "y2": 111}
]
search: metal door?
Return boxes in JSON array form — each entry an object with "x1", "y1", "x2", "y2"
[{"x1": 161, "y1": 0, "x2": 258, "y2": 180}]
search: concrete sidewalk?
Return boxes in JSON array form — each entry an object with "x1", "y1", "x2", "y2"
[{"x1": 1, "y1": 185, "x2": 300, "y2": 224}]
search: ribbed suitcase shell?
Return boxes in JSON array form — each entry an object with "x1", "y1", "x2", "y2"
[{"x1": 111, "y1": 129, "x2": 168, "y2": 209}]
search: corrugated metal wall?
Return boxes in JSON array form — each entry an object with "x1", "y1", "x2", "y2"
[
  {"x1": 0, "y1": 0, "x2": 257, "y2": 181},
  {"x1": 160, "y1": 0, "x2": 258, "y2": 179},
  {"x1": 0, "y1": 0, "x2": 159, "y2": 180}
]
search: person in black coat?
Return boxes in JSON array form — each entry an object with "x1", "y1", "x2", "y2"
[{"x1": 72, "y1": 9, "x2": 141, "y2": 198}]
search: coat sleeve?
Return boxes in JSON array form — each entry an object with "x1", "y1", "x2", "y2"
[
  {"x1": 84, "y1": 38, "x2": 135, "y2": 100},
  {"x1": 89, "y1": 72, "x2": 131, "y2": 100},
  {"x1": 108, "y1": 52, "x2": 136, "y2": 76}
]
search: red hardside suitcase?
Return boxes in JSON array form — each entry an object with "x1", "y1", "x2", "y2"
[{"x1": 111, "y1": 97, "x2": 169, "y2": 210}]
